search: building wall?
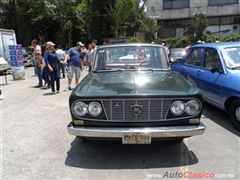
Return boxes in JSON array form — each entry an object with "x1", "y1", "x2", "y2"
[
  {"x1": 146, "y1": 0, "x2": 240, "y2": 38},
  {"x1": 147, "y1": 0, "x2": 240, "y2": 19}
]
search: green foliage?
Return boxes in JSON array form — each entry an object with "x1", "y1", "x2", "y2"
[
  {"x1": 0, "y1": 0, "x2": 158, "y2": 47},
  {"x1": 161, "y1": 32, "x2": 240, "y2": 48},
  {"x1": 126, "y1": 37, "x2": 144, "y2": 43},
  {"x1": 190, "y1": 12, "x2": 208, "y2": 39},
  {"x1": 218, "y1": 32, "x2": 240, "y2": 42},
  {"x1": 161, "y1": 36, "x2": 190, "y2": 48}
]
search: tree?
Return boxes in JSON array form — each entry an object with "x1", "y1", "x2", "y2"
[
  {"x1": 191, "y1": 12, "x2": 208, "y2": 39},
  {"x1": 0, "y1": 0, "x2": 160, "y2": 46}
]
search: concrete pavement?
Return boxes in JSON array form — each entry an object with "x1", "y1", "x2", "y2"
[{"x1": 1, "y1": 67, "x2": 240, "y2": 180}]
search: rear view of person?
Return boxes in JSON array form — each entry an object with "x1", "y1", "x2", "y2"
[{"x1": 56, "y1": 46, "x2": 67, "y2": 78}]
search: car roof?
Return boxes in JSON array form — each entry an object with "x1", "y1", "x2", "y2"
[
  {"x1": 97, "y1": 43, "x2": 164, "y2": 49},
  {"x1": 193, "y1": 42, "x2": 240, "y2": 50}
]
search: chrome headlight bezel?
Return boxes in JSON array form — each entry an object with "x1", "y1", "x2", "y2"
[
  {"x1": 170, "y1": 100, "x2": 185, "y2": 116},
  {"x1": 185, "y1": 100, "x2": 201, "y2": 116},
  {"x1": 71, "y1": 101, "x2": 88, "y2": 117},
  {"x1": 88, "y1": 102, "x2": 103, "y2": 117}
]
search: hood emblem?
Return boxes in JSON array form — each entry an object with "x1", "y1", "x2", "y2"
[{"x1": 131, "y1": 104, "x2": 143, "y2": 117}]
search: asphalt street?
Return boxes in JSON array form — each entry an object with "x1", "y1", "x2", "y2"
[{"x1": 1, "y1": 67, "x2": 240, "y2": 180}]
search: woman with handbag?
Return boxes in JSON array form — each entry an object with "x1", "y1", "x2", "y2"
[{"x1": 44, "y1": 41, "x2": 60, "y2": 94}]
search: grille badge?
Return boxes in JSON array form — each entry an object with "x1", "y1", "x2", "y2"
[{"x1": 131, "y1": 104, "x2": 143, "y2": 117}]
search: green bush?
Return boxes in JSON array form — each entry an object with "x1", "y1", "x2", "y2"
[
  {"x1": 218, "y1": 32, "x2": 240, "y2": 42},
  {"x1": 156, "y1": 31, "x2": 240, "y2": 48},
  {"x1": 126, "y1": 37, "x2": 145, "y2": 43},
  {"x1": 154, "y1": 36, "x2": 190, "y2": 48}
]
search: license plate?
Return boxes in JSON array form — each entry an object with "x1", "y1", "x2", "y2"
[{"x1": 122, "y1": 133, "x2": 151, "y2": 144}]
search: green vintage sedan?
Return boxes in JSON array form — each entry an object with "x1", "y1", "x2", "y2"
[{"x1": 67, "y1": 43, "x2": 206, "y2": 144}]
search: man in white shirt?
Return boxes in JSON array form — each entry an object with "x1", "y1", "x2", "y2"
[
  {"x1": 30, "y1": 39, "x2": 43, "y2": 87},
  {"x1": 56, "y1": 46, "x2": 67, "y2": 78},
  {"x1": 88, "y1": 39, "x2": 97, "y2": 72}
]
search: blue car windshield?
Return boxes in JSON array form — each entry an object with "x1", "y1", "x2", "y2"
[
  {"x1": 222, "y1": 47, "x2": 240, "y2": 69},
  {"x1": 94, "y1": 46, "x2": 169, "y2": 71}
]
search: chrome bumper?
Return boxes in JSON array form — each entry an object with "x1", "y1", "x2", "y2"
[{"x1": 67, "y1": 122, "x2": 206, "y2": 138}]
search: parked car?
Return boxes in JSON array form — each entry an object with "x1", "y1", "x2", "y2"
[
  {"x1": 169, "y1": 48, "x2": 186, "y2": 63},
  {"x1": 171, "y1": 42, "x2": 240, "y2": 131},
  {"x1": 67, "y1": 43, "x2": 205, "y2": 144},
  {"x1": 22, "y1": 47, "x2": 33, "y2": 66}
]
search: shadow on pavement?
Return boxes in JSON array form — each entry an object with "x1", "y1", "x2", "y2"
[
  {"x1": 43, "y1": 92, "x2": 56, "y2": 96},
  {"x1": 203, "y1": 103, "x2": 240, "y2": 137},
  {"x1": 65, "y1": 138, "x2": 198, "y2": 169}
]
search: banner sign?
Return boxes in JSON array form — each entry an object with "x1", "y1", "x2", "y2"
[{"x1": 8, "y1": 44, "x2": 25, "y2": 80}]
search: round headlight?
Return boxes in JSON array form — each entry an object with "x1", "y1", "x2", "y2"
[
  {"x1": 185, "y1": 100, "x2": 201, "y2": 116},
  {"x1": 71, "y1": 101, "x2": 88, "y2": 117},
  {"x1": 88, "y1": 102, "x2": 102, "y2": 117},
  {"x1": 170, "y1": 101, "x2": 185, "y2": 116}
]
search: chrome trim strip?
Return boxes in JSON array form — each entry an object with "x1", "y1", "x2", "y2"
[
  {"x1": 123, "y1": 100, "x2": 125, "y2": 120},
  {"x1": 148, "y1": 100, "x2": 150, "y2": 120},
  {"x1": 72, "y1": 98, "x2": 201, "y2": 101},
  {"x1": 67, "y1": 122, "x2": 206, "y2": 138},
  {"x1": 165, "y1": 99, "x2": 172, "y2": 119},
  {"x1": 110, "y1": 100, "x2": 112, "y2": 120},
  {"x1": 101, "y1": 100, "x2": 108, "y2": 120},
  {"x1": 73, "y1": 116, "x2": 200, "y2": 122}
]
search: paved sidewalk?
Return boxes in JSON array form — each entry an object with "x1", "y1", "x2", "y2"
[{"x1": 1, "y1": 66, "x2": 239, "y2": 180}]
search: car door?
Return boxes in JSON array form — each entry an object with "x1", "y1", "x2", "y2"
[
  {"x1": 181, "y1": 47, "x2": 205, "y2": 86},
  {"x1": 196, "y1": 48, "x2": 225, "y2": 106}
]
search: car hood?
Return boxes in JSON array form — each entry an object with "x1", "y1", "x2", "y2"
[{"x1": 74, "y1": 71, "x2": 198, "y2": 97}]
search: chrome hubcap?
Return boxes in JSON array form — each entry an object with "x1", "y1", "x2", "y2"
[{"x1": 235, "y1": 107, "x2": 240, "y2": 122}]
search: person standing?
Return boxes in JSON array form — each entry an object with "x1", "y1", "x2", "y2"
[
  {"x1": 64, "y1": 41, "x2": 84, "y2": 90},
  {"x1": 56, "y1": 46, "x2": 67, "y2": 78},
  {"x1": 44, "y1": 41, "x2": 60, "y2": 94},
  {"x1": 30, "y1": 39, "x2": 43, "y2": 87},
  {"x1": 87, "y1": 39, "x2": 97, "y2": 72}
]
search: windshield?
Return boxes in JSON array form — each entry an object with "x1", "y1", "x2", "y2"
[
  {"x1": 94, "y1": 46, "x2": 169, "y2": 71},
  {"x1": 222, "y1": 47, "x2": 240, "y2": 69}
]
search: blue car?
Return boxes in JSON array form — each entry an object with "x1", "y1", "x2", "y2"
[{"x1": 171, "y1": 42, "x2": 240, "y2": 131}]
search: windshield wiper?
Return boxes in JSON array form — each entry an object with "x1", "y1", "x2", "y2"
[
  {"x1": 94, "y1": 69, "x2": 125, "y2": 73},
  {"x1": 139, "y1": 68, "x2": 169, "y2": 72},
  {"x1": 230, "y1": 66, "x2": 240, "y2": 70}
]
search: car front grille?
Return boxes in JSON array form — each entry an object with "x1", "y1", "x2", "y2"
[{"x1": 102, "y1": 99, "x2": 171, "y2": 121}]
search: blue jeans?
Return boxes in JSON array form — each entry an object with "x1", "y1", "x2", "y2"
[
  {"x1": 49, "y1": 67, "x2": 60, "y2": 92},
  {"x1": 36, "y1": 66, "x2": 43, "y2": 86}
]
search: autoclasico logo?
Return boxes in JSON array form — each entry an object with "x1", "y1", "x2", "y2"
[{"x1": 162, "y1": 171, "x2": 215, "y2": 179}]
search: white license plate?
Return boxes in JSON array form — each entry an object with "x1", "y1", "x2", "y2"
[{"x1": 122, "y1": 133, "x2": 151, "y2": 144}]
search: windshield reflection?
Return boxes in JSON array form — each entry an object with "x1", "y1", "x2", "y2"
[
  {"x1": 94, "y1": 46, "x2": 169, "y2": 71},
  {"x1": 222, "y1": 47, "x2": 240, "y2": 69}
]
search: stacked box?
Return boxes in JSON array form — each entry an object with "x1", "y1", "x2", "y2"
[
  {"x1": 9, "y1": 44, "x2": 24, "y2": 66},
  {"x1": 8, "y1": 44, "x2": 25, "y2": 80}
]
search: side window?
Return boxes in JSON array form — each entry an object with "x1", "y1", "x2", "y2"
[
  {"x1": 186, "y1": 48, "x2": 204, "y2": 67},
  {"x1": 204, "y1": 48, "x2": 222, "y2": 71}
]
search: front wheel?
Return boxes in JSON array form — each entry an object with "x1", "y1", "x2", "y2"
[{"x1": 229, "y1": 100, "x2": 240, "y2": 131}]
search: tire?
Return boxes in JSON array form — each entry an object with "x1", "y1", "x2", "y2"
[{"x1": 229, "y1": 100, "x2": 240, "y2": 132}]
